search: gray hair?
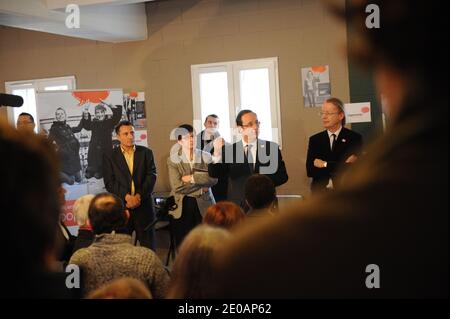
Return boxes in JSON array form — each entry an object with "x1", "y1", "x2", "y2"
[{"x1": 73, "y1": 194, "x2": 95, "y2": 226}]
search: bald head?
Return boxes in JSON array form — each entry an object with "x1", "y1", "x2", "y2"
[{"x1": 88, "y1": 193, "x2": 127, "y2": 235}]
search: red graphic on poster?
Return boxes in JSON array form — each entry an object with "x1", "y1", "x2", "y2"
[
  {"x1": 311, "y1": 65, "x2": 327, "y2": 73},
  {"x1": 61, "y1": 199, "x2": 77, "y2": 227},
  {"x1": 361, "y1": 106, "x2": 370, "y2": 113},
  {"x1": 72, "y1": 91, "x2": 110, "y2": 106}
]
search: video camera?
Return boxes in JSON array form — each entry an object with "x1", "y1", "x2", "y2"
[{"x1": 153, "y1": 195, "x2": 177, "y2": 221}]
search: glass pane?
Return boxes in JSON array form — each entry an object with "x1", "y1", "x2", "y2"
[
  {"x1": 239, "y1": 68, "x2": 273, "y2": 142},
  {"x1": 44, "y1": 85, "x2": 68, "y2": 91},
  {"x1": 199, "y1": 71, "x2": 231, "y2": 143},
  {"x1": 12, "y1": 88, "x2": 37, "y2": 133}
]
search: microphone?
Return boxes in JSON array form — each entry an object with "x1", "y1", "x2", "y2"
[{"x1": 0, "y1": 93, "x2": 24, "y2": 107}]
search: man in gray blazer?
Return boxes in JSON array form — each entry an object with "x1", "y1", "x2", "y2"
[{"x1": 208, "y1": 110, "x2": 288, "y2": 209}]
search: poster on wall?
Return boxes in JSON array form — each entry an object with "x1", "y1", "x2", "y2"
[
  {"x1": 36, "y1": 89, "x2": 124, "y2": 234},
  {"x1": 344, "y1": 102, "x2": 372, "y2": 124},
  {"x1": 121, "y1": 91, "x2": 148, "y2": 147},
  {"x1": 301, "y1": 65, "x2": 331, "y2": 107}
]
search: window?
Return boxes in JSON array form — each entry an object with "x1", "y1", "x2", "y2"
[
  {"x1": 191, "y1": 57, "x2": 282, "y2": 146},
  {"x1": 5, "y1": 76, "x2": 76, "y2": 132}
]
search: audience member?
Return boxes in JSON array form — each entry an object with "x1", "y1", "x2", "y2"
[
  {"x1": 87, "y1": 277, "x2": 152, "y2": 299},
  {"x1": 69, "y1": 193, "x2": 169, "y2": 298},
  {"x1": 203, "y1": 201, "x2": 246, "y2": 229},
  {"x1": 1, "y1": 120, "x2": 80, "y2": 298},
  {"x1": 166, "y1": 225, "x2": 230, "y2": 299},
  {"x1": 244, "y1": 174, "x2": 277, "y2": 218},
  {"x1": 72, "y1": 194, "x2": 95, "y2": 253}
]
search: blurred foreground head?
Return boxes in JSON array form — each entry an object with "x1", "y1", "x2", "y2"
[
  {"x1": 87, "y1": 277, "x2": 152, "y2": 299},
  {"x1": 1, "y1": 120, "x2": 61, "y2": 296},
  {"x1": 167, "y1": 225, "x2": 231, "y2": 299},
  {"x1": 210, "y1": 0, "x2": 449, "y2": 298},
  {"x1": 328, "y1": 0, "x2": 448, "y2": 120}
]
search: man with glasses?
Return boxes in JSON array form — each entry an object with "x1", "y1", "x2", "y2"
[
  {"x1": 209, "y1": 109, "x2": 288, "y2": 209},
  {"x1": 306, "y1": 97, "x2": 363, "y2": 194}
]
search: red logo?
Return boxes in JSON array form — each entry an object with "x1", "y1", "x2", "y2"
[
  {"x1": 61, "y1": 200, "x2": 77, "y2": 227},
  {"x1": 361, "y1": 106, "x2": 370, "y2": 113}
]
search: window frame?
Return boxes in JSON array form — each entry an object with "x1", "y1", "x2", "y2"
[
  {"x1": 191, "y1": 57, "x2": 282, "y2": 147},
  {"x1": 5, "y1": 75, "x2": 76, "y2": 129}
]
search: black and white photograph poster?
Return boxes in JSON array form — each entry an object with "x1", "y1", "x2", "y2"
[
  {"x1": 301, "y1": 65, "x2": 331, "y2": 107},
  {"x1": 36, "y1": 89, "x2": 124, "y2": 234}
]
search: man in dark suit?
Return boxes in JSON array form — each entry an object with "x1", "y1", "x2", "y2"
[
  {"x1": 209, "y1": 110, "x2": 288, "y2": 208},
  {"x1": 103, "y1": 120, "x2": 157, "y2": 250},
  {"x1": 306, "y1": 97, "x2": 363, "y2": 193},
  {"x1": 196, "y1": 114, "x2": 228, "y2": 202}
]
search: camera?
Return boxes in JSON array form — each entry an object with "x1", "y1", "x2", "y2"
[{"x1": 153, "y1": 195, "x2": 177, "y2": 221}]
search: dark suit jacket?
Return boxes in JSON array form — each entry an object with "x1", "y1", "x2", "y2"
[
  {"x1": 102, "y1": 145, "x2": 157, "y2": 222},
  {"x1": 306, "y1": 127, "x2": 363, "y2": 192},
  {"x1": 209, "y1": 139, "x2": 288, "y2": 206}
]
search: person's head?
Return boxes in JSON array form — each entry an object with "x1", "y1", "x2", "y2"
[
  {"x1": 167, "y1": 225, "x2": 231, "y2": 298},
  {"x1": 329, "y1": 0, "x2": 448, "y2": 121},
  {"x1": 87, "y1": 277, "x2": 152, "y2": 299},
  {"x1": 115, "y1": 120, "x2": 135, "y2": 149},
  {"x1": 203, "y1": 201, "x2": 246, "y2": 230},
  {"x1": 55, "y1": 107, "x2": 66, "y2": 122},
  {"x1": 176, "y1": 124, "x2": 195, "y2": 152},
  {"x1": 245, "y1": 174, "x2": 276, "y2": 210},
  {"x1": 16, "y1": 112, "x2": 35, "y2": 132},
  {"x1": 307, "y1": 70, "x2": 313, "y2": 79},
  {"x1": 236, "y1": 110, "x2": 259, "y2": 143},
  {"x1": 73, "y1": 194, "x2": 95, "y2": 227},
  {"x1": 204, "y1": 114, "x2": 219, "y2": 132},
  {"x1": 94, "y1": 104, "x2": 107, "y2": 121},
  {"x1": 321, "y1": 97, "x2": 345, "y2": 131},
  {"x1": 88, "y1": 193, "x2": 129, "y2": 235},
  {"x1": 1, "y1": 119, "x2": 61, "y2": 280}
]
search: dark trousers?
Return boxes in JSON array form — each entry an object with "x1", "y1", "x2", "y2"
[
  {"x1": 171, "y1": 196, "x2": 202, "y2": 248},
  {"x1": 127, "y1": 202, "x2": 156, "y2": 251}
]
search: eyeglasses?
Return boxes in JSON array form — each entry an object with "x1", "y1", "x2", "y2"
[
  {"x1": 241, "y1": 121, "x2": 261, "y2": 128},
  {"x1": 318, "y1": 112, "x2": 340, "y2": 117}
]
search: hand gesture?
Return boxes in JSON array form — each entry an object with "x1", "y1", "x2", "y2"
[
  {"x1": 182, "y1": 175, "x2": 193, "y2": 183},
  {"x1": 345, "y1": 154, "x2": 358, "y2": 164},
  {"x1": 314, "y1": 158, "x2": 327, "y2": 168}
]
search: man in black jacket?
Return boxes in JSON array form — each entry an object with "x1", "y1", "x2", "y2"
[
  {"x1": 306, "y1": 97, "x2": 363, "y2": 194},
  {"x1": 196, "y1": 114, "x2": 228, "y2": 202},
  {"x1": 102, "y1": 120, "x2": 157, "y2": 250},
  {"x1": 209, "y1": 110, "x2": 288, "y2": 208}
]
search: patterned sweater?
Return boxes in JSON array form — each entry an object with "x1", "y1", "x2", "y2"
[{"x1": 69, "y1": 233, "x2": 170, "y2": 298}]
